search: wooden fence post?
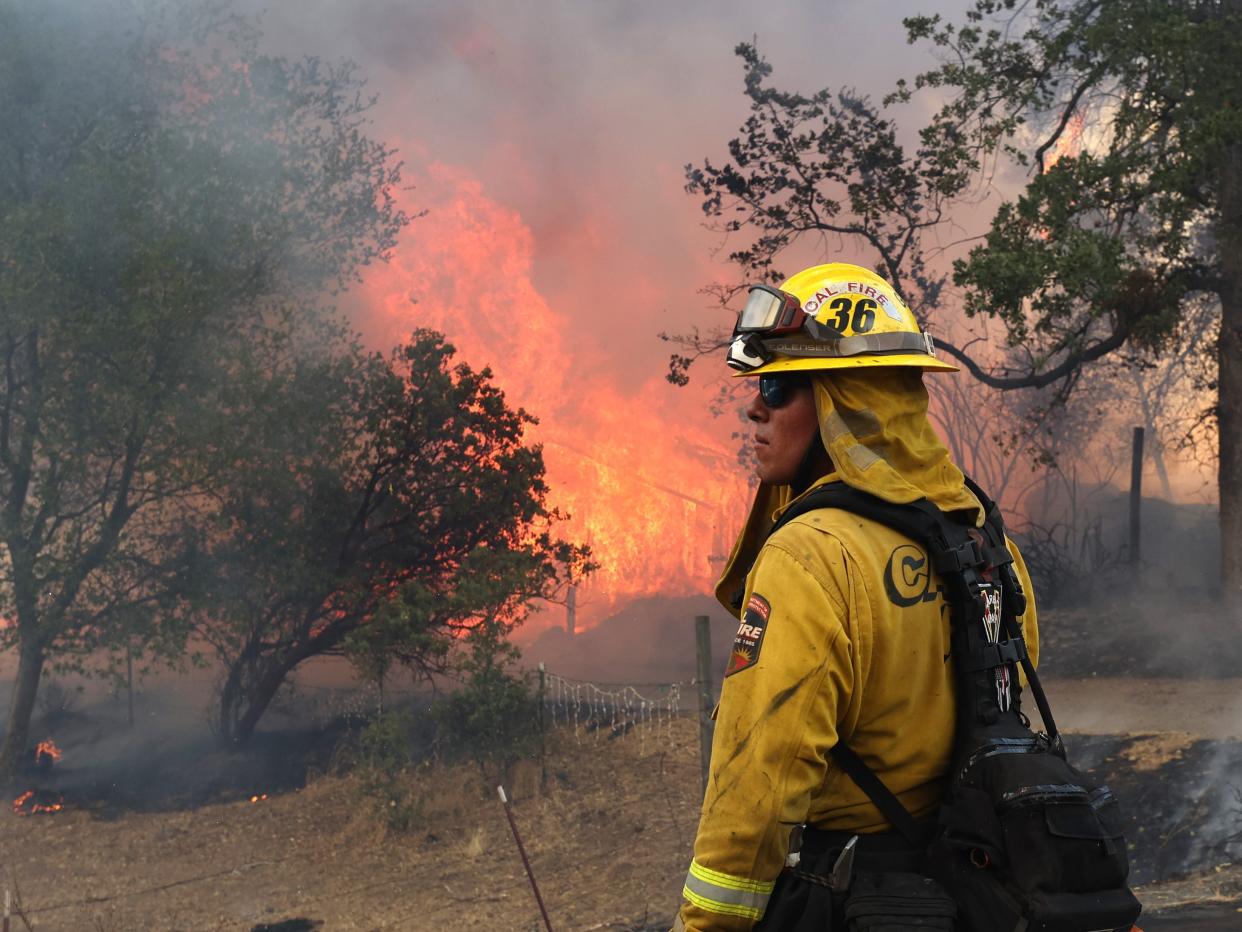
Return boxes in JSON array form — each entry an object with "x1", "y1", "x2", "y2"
[
  {"x1": 695, "y1": 615, "x2": 714, "y2": 795},
  {"x1": 126, "y1": 639, "x2": 135, "y2": 727},
  {"x1": 537, "y1": 662, "x2": 547, "y2": 791},
  {"x1": 1130, "y1": 426, "x2": 1144, "y2": 567}
]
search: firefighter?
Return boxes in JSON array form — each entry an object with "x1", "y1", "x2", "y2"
[{"x1": 672, "y1": 263, "x2": 1040, "y2": 931}]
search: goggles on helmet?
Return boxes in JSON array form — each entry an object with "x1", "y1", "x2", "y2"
[
  {"x1": 727, "y1": 285, "x2": 806, "y2": 372},
  {"x1": 736, "y1": 285, "x2": 806, "y2": 334},
  {"x1": 757, "y1": 373, "x2": 809, "y2": 409}
]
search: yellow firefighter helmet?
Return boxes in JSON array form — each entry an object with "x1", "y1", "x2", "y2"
[{"x1": 726, "y1": 263, "x2": 958, "y2": 375}]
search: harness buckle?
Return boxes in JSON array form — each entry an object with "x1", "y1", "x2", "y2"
[{"x1": 934, "y1": 537, "x2": 984, "y2": 574}]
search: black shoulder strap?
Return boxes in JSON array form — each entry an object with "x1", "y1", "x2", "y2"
[
  {"x1": 829, "y1": 743, "x2": 930, "y2": 847},
  {"x1": 771, "y1": 483, "x2": 951, "y2": 550}
]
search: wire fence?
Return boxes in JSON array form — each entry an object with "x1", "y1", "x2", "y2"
[
  {"x1": 541, "y1": 672, "x2": 691, "y2": 755},
  {"x1": 281, "y1": 668, "x2": 700, "y2": 756}
]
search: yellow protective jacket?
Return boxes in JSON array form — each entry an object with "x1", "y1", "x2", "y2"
[{"x1": 675, "y1": 370, "x2": 1040, "y2": 932}]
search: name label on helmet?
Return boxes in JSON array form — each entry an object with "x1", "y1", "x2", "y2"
[{"x1": 802, "y1": 281, "x2": 905, "y2": 323}]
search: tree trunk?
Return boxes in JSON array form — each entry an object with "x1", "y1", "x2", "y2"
[
  {"x1": 215, "y1": 653, "x2": 249, "y2": 747},
  {"x1": 1213, "y1": 0, "x2": 1242, "y2": 600},
  {"x1": 0, "y1": 638, "x2": 46, "y2": 785},
  {"x1": 1218, "y1": 139, "x2": 1242, "y2": 602},
  {"x1": 1219, "y1": 309, "x2": 1242, "y2": 600},
  {"x1": 216, "y1": 652, "x2": 295, "y2": 749},
  {"x1": 1131, "y1": 369, "x2": 1173, "y2": 500}
]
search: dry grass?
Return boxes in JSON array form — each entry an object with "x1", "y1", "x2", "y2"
[
  {"x1": 1120, "y1": 732, "x2": 1198, "y2": 773},
  {"x1": 0, "y1": 719, "x2": 701, "y2": 931},
  {"x1": 1134, "y1": 863, "x2": 1242, "y2": 912}
]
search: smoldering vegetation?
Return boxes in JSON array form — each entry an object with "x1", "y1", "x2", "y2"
[
  {"x1": 1073, "y1": 734, "x2": 1242, "y2": 886},
  {"x1": 3, "y1": 674, "x2": 350, "y2": 816}
]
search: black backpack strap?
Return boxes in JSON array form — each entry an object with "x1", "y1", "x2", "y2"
[
  {"x1": 771, "y1": 484, "x2": 951, "y2": 550},
  {"x1": 1001, "y1": 611, "x2": 1059, "y2": 743},
  {"x1": 829, "y1": 743, "x2": 929, "y2": 847},
  {"x1": 964, "y1": 478, "x2": 1053, "y2": 739}
]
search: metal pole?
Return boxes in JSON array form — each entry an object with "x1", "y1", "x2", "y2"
[
  {"x1": 1130, "y1": 426, "x2": 1144, "y2": 567},
  {"x1": 498, "y1": 786, "x2": 554, "y2": 932},
  {"x1": 695, "y1": 615, "x2": 714, "y2": 794}
]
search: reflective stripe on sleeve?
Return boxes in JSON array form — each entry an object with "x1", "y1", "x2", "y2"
[{"x1": 681, "y1": 859, "x2": 774, "y2": 920}]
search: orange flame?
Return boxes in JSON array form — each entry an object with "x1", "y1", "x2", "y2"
[
  {"x1": 357, "y1": 161, "x2": 750, "y2": 630},
  {"x1": 35, "y1": 739, "x2": 62, "y2": 765},
  {"x1": 1043, "y1": 111, "x2": 1085, "y2": 174},
  {"x1": 12, "y1": 789, "x2": 64, "y2": 816},
  {"x1": 249, "y1": 794, "x2": 268, "y2": 803},
  {"x1": 1036, "y1": 111, "x2": 1087, "y2": 241}
]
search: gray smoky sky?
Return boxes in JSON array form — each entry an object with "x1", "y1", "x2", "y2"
[{"x1": 240, "y1": 0, "x2": 976, "y2": 383}]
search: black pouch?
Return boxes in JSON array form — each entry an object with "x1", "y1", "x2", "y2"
[
  {"x1": 844, "y1": 872, "x2": 956, "y2": 931},
  {"x1": 938, "y1": 743, "x2": 1142, "y2": 932}
]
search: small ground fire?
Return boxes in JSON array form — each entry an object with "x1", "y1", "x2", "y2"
[
  {"x1": 11, "y1": 789, "x2": 64, "y2": 816},
  {"x1": 11, "y1": 737, "x2": 66, "y2": 816},
  {"x1": 34, "y1": 738, "x2": 62, "y2": 768}
]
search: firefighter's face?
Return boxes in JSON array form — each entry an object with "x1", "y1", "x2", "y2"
[{"x1": 746, "y1": 377, "x2": 821, "y2": 485}]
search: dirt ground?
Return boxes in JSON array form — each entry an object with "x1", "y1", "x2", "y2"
[{"x1": 1044, "y1": 677, "x2": 1242, "y2": 739}]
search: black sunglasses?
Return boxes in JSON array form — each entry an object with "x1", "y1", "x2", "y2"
[{"x1": 758, "y1": 373, "x2": 810, "y2": 408}]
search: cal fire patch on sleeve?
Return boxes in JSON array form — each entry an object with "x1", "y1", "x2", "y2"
[{"x1": 726, "y1": 593, "x2": 771, "y2": 677}]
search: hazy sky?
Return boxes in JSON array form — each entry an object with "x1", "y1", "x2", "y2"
[{"x1": 234, "y1": 0, "x2": 983, "y2": 618}]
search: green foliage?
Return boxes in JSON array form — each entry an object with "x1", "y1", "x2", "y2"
[
  {"x1": 904, "y1": 1, "x2": 1242, "y2": 589},
  {"x1": 0, "y1": 0, "x2": 404, "y2": 776},
  {"x1": 909, "y1": 1, "x2": 1242, "y2": 368},
  {"x1": 679, "y1": 0, "x2": 1242, "y2": 391},
  {"x1": 355, "y1": 710, "x2": 425, "y2": 832},
  {"x1": 432, "y1": 620, "x2": 541, "y2": 779}
]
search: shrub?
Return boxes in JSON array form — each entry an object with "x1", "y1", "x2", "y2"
[
  {"x1": 433, "y1": 620, "x2": 540, "y2": 781},
  {"x1": 356, "y1": 710, "x2": 424, "y2": 831}
]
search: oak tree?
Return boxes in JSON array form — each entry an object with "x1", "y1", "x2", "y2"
[
  {"x1": 903, "y1": 0, "x2": 1242, "y2": 594},
  {"x1": 198, "y1": 331, "x2": 586, "y2": 748},
  {"x1": 0, "y1": 0, "x2": 403, "y2": 780}
]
